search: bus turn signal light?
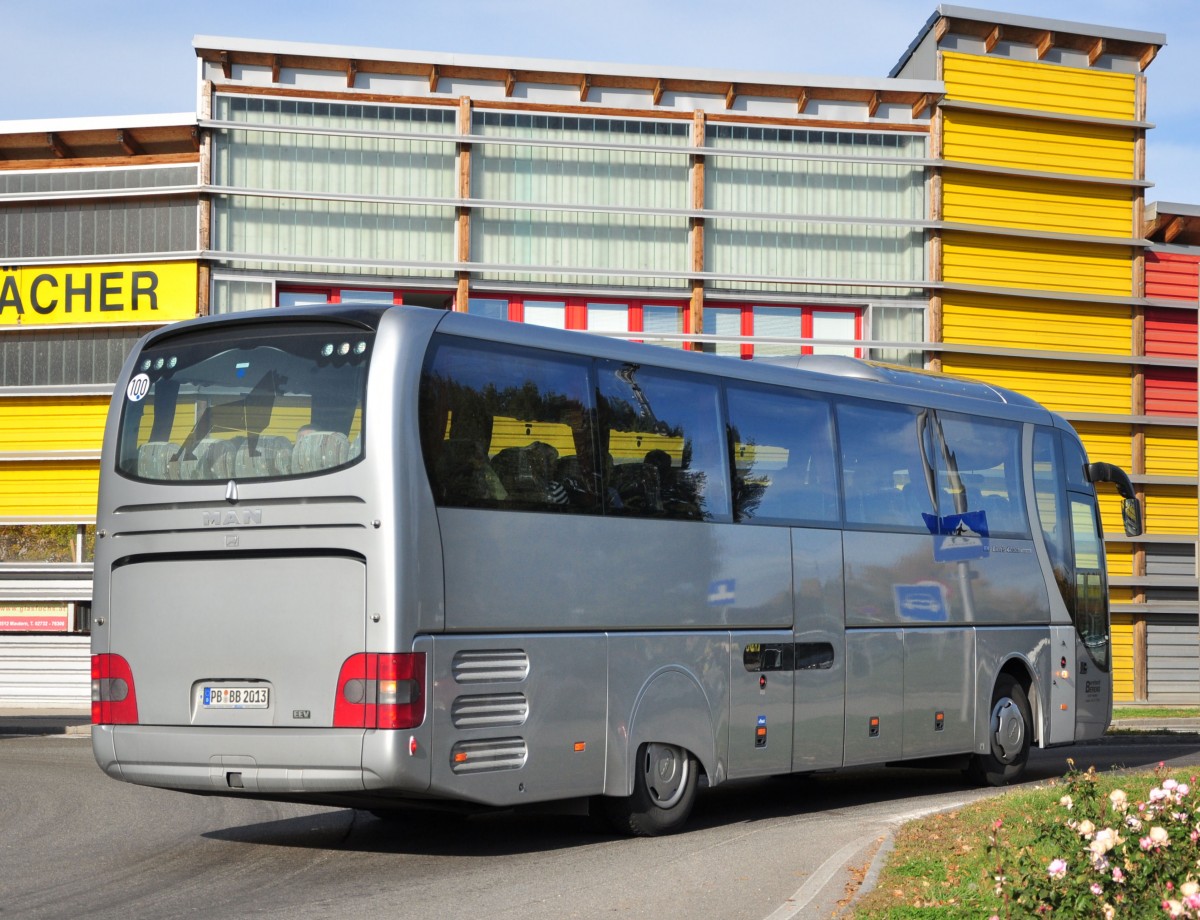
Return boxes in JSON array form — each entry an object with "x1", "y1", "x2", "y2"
[
  {"x1": 333, "y1": 652, "x2": 426, "y2": 729},
  {"x1": 91, "y1": 654, "x2": 139, "y2": 725}
]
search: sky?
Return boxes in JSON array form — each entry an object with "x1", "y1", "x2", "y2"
[{"x1": 2, "y1": 0, "x2": 1199, "y2": 205}]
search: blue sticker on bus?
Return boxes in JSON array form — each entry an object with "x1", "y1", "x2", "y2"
[
  {"x1": 924, "y1": 510, "x2": 989, "y2": 562},
  {"x1": 708, "y1": 579, "x2": 736, "y2": 606},
  {"x1": 894, "y1": 583, "x2": 949, "y2": 621}
]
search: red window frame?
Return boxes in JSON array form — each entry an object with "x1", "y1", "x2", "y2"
[
  {"x1": 703, "y1": 303, "x2": 864, "y2": 359},
  {"x1": 478, "y1": 294, "x2": 693, "y2": 345}
]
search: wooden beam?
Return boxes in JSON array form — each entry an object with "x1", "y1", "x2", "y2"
[
  {"x1": 190, "y1": 126, "x2": 201, "y2": 152},
  {"x1": 1035, "y1": 30, "x2": 1054, "y2": 59},
  {"x1": 984, "y1": 25, "x2": 1002, "y2": 53},
  {"x1": 1088, "y1": 37, "x2": 1106, "y2": 66},
  {"x1": 504, "y1": 70, "x2": 516, "y2": 97},
  {"x1": 911, "y1": 93, "x2": 933, "y2": 119},
  {"x1": 218, "y1": 51, "x2": 231, "y2": 80},
  {"x1": 271, "y1": 55, "x2": 282, "y2": 83},
  {"x1": 867, "y1": 91, "x2": 881, "y2": 118},
  {"x1": 579, "y1": 73, "x2": 590, "y2": 103},
  {"x1": 1162, "y1": 216, "x2": 1186, "y2": 244},
  {"x1": 117, "y1": 130, "x2": 144, "y2": 157},
  {"x1": 1138, "y1": 43, "x2": 1158, "y2": 71},
  {"x1": 725, "y1": 83, "x2": 736, "y2": 110},
  {"x1": 797, "y1": 88, "x2": 808, "y2": 114},
  {"x1": 652, "y1": 79, "x2": 665, "y2": 106},
  {"x1": 346, "y1": 59, "x2": 357, "y2": 89},
  {"x1": 933, "y1": 16, "x2": 950, "y2": 43},
  {"x1": 429, "y1": 64, "x2": 439, "y2": 93},
  {"x1": 47, "y1": 132, "x2": 70, "y2": 158}
]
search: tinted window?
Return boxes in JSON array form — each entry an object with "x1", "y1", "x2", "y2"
[
  {"x1": 726, "y1": 384, "x2": 838, "y2": 524},
  {"x1": 934, "y1": 413, "x2": 1029, "y2": 538},
  {"x1": 117, "y1": 323, "x2": 371, "y2": 482},
  {"x1": 837, "y1": 402, "x2": 933, "y2": 530},
  {"x1": 420, "y1": 337, "x2": 598, "y2": 512},
  {"x1": 598, "y1": 362, "x2": 729, "y2": 522}
]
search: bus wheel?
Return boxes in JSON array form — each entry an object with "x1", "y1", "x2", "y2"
[
  {"x1": 967, "y1": 674, "x2": 1032, "y2": 786},
  {"x1": 605, "y1": 742, "x2": 698, "y2": 836}
]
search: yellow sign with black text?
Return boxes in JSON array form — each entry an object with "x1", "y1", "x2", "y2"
[{"x1": 0, "y1": 261, "x2": 198, "y2": 326}]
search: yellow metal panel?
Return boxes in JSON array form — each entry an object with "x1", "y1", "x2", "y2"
[
  {"x1": 1110, "y1": 612, "x2": 1134, "y2": 702},
  {"x1": 1143, "y1": 487, "x2": 1198, "y2": 534},
  {"x1": 942, "y1": 52, "x2": 1138, "y2": 121},
  {"x1": 942, "y1": 232, "x2": 1135, "y2": 296},
  {"x1": 1146, "y1": 428, "x2": 1199, "y2": 478},
  {"x1": 0, "y1": 397, "x2": 110, "y2": 453},
  {"x1": 940, "y1": 355, "x2": 1131, "y2": 415},
  {"x1": 942, "y1": 109, "x2": 1136, "y2": 179},
  {"x1": 1105, "y1": 543, "x2": 1133, "y2": 577},
  {"x1": 943, "y1": 171, "x2": 1133, "y2": 238},
  {"x1": 1073, "y1": 423, "x2": 1133, "y2": 470},
  {"x1": 0, "y1": 461, "x2": 99, "y2": 519},
  {"x1": 941, "y1": 293, "x2": 1132, "y2": 354},
  {"x1": 1109, "y1": 588, "x2": 1135, "y2": 604}
]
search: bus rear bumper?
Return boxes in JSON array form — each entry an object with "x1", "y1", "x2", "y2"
[{"x1": 94, "y1": 725, "x2": 429, "y2": 799}]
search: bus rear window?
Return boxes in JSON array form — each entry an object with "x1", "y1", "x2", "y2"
[{"x1": 116, "y1": 323, "x2": 372, "y2": 482}]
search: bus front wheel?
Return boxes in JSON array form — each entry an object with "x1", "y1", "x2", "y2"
[
  {"x1": 967, "y1": 673, "x2": 1032, "y2": 786},
  {"x1": 604, "y1": 742, "x2": 698, "y2": 836}
]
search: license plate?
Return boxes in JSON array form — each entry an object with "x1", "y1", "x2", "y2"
[{"x1": 203, "y1": 686, "x2": 269, "y2": 709}]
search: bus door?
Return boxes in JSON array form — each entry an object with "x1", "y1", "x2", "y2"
[{"x1": 1069, "y1": 489, "x2": 1111, "y2": 728}]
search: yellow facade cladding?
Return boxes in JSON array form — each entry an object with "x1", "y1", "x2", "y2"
[
  {"x1": 1073, "y1": 422, "x2": 1134, "y2": 470},
  {"x1": 942, "y1": 232, "x2": 1135, "y2": 296},
  {"x1": 940, "y1": 355, "x2": 1131, "y2": 415},
  {"x1": 941, "y1": 51, "x2": 1138, "y2": 120},
  {"x1": 1106, "y1": 542, "x2": 1133, "y2": 578},
  {"x1": 1111, "y1": 613, "x2": 1134, "y2": 702},
  {"x1": 942, "y1": 171, "x2": 1134, "y2": 237},
  {"x1": 941, "y1": 109, "x2": 1135, "y2": 179},
  {"x1": 1146, "y1": 428, "x2": 1200, "y2": 478},
  {"x1": 941, "y1": 293, "x2": 1132, "y2": 354},
  {"x1": 1143, "y1": 487, "x2": 1199, "y2": 535},
  {"x1": 0, "y1": 397, "x2": 109, "y2": 454},
  {"x1": 0, "y1": 460, "x2": 99, "y2": 520}
]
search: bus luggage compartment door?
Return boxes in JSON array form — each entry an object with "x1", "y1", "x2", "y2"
[{"x1": 729, "y1": 632, "x2": 794, "y2": 778}]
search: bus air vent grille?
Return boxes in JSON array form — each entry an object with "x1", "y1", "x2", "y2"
[
  {"x1": 451, "y1": 693, "x2": 529, "y2": 729},
  {"x1": 452, "y1": 649, "x2": 530, "y2": 683},
  {"x1": 449, "y1": 737, "x2": 528, "y2": 774}
]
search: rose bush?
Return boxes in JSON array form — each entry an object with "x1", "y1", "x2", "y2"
[{"x1": 990, "y1": 761, "x2": 1200, "y2": 917}]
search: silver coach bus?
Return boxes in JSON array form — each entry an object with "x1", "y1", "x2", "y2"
[{"x1": 91, "y1": 304, "x2": 1142, "y2": 835}]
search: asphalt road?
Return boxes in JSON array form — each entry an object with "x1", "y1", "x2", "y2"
[{"x1": 4, "y1": 734, "x2": 1200, "y2": 920}]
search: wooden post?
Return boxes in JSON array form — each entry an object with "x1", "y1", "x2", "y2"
[
  {"x1": 688, "y1": 110, "x2": 706, "y2": 348},
  {"x1": 455, "y1": 96, "x2": 472, "y2": 312}
]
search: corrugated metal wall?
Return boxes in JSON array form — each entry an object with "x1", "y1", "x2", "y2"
[
  {"x1": 0, "y1": 397, "x2": 108, "y2": 452},
  {"x1": 941, "y1": 294, "x2": 1132, "y2": 353},
  {"x1": 0, "y1": 461, "x2": 100, "y2": 519},
  {"x1": 940, "y1": 354, "x2": 1132, "y2": 414},
  {"x1": 1148, "y1": 616, "x2": 1200, "y2": 703},
  {"x1": 0, "y1": 634, "x2": 90, "y2": 707},
  {"x1": 1111, "y1": 613, "x2": 1134, "y2": 701}
]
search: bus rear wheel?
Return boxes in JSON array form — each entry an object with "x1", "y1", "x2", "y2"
[
  {"x1": 967, "y1": 673, "x2": 1032, "y2": 786},
  {"x1": 604, "y1": 742, "x2": 698, "y2": 836}
]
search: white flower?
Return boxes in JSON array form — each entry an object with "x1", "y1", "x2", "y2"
[
  {"x1": 1078, "y1": 819, "x2": 1096, "y2": 837},
  {"x1": 1110, "y1": 789, "x2": 1129, "y2": 813},
  {"x1": 1060, "y1": 795, "x2": 1074, "y2": 810}
]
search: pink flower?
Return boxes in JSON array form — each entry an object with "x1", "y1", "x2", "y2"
[
  {"x1": 1091, "y1": 882, "x2": 1103, "y2": 895},
  {"x1": 1112, "y1": 867, "x2": 1125, "y2": 883},
  {"x1": 1047, "y1": 858, "x2": 1068, "y2": 879}
]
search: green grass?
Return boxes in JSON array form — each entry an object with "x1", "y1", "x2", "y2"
[
  {"x1": 1112, "y1": 706, "x2": 1200, "y2": 720},
  {"x1": 851, "y1": 770, "x2": 1141, "y2": 918}
]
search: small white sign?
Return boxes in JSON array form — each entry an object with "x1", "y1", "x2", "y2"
[{"x1": 126, "y1": 373, "x2": 151, "y2": 402}]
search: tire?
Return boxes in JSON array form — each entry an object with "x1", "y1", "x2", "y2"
[
  {"x1": 604, "y1": 742, "x2": 698, "y2": 836},
  {"x1": 966, "y1": 673, "x2": 1032, "y2": 786}
]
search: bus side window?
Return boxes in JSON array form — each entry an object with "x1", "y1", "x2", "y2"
[
  {"x1": 725, "y1": 383, "x2": 837, "y2": 525},
  {"x1": 597, "y1": 362, "x2": 730, "y2": 523},
  {"x1": 934, "y1": 413, "x2": 1028, "y2": 538},
  {"x1": 418, "y1": 337, "x2": 598, "y2": 512},
  {"x1": 1033, "y1": 429, "x2": 1072, "y2": 609},
  {"x1": 837, "y1": 401, "x2": 933, "y2": 530}
]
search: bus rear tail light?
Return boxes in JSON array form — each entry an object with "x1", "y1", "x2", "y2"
[
  {"x1": 92, "y1": 654, "x2": 139, "y2": 725},
  {"x1": 334, "y1": 653, "x2": 425, "y2": 729}
]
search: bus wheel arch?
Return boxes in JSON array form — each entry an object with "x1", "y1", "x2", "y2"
[
  {"x1": 967, "y1": 665, "x2": 1034, "y2": 787},
  {"x1": 603, "y1": 667, "x2": 715, "y2": 836}
]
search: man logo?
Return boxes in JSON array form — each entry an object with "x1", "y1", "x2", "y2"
[{"x1": 202, "y1": 509, "x2": 263, "y2": 526}]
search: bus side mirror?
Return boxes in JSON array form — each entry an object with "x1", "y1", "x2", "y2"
[
  {"x1": 1121, "y1": 497, "x2": 1143, "y2": 539},
  {"x1": 1086, "y1": 461, "x2": 1144, "y2": 538}
]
